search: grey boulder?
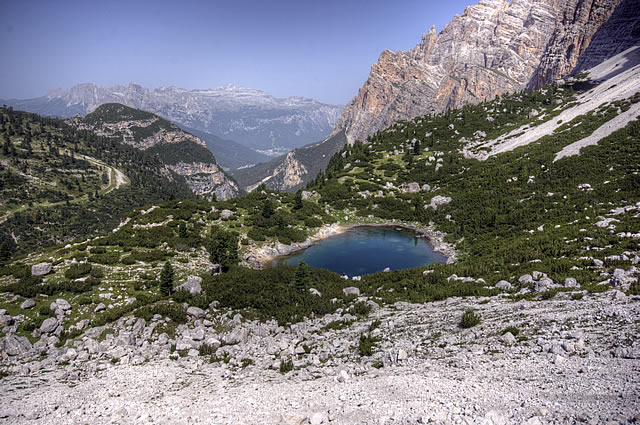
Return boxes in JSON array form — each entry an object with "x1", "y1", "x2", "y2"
[
  {"x1": 343, "y1": 287, "x2": 360, "y2": 297},
  {"x1": 186, "y1": 306, "x2": 206, "y2": 319},
  {"x1": 31, "y1": 262, "x2": 53, "y2": 276},
  {"x1": 40, "y1": 317, "x2": 58, "y2": 334},
  {"x1": 55, "y1": 298, "x2": 72, "y2": 311},
  {"x1": 177, "y1": 276, "x2": 203, "y2": 295},
  {"x1": 20, "y1": 299, "x2": 36, "y2": 310}
]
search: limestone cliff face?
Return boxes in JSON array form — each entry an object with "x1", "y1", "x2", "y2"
[
  {"x1": 76, "y1": 117, "x2": 204, "y2": 151},
  {"x1": 334, "y1": 0, "x2": 564, "y2": 144},
  {"x1": 167, "y1": 162, "x2": 239, "y2": 201},
  {"x1": 334, "y1": 0, "x2": 623, "y2": 144},
  {"x1": 528, "y1": 0, "x2": 623, "y2": 89},
  {"x1": 572, "y1": 0, "x2": 640, "y2": 73}
]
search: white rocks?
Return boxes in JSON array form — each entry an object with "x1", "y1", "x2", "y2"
[
  {"x1": 564, "y1": 277, "x2": 580, "y2": 288},
  {"x1": 191, "y1": 327, "x2": 205, "y2": 342},
  {"x1": 500, "y1": 332, "x2": 516, "y2": 345},
  {"x1": 426, "y1": 195, "x2": 452, "y2": 209},
  {"x1": 94, "y1": 303, "x2": 106, "y2": 313},
  {"x1": 40, "y1": 317, "x2": 58, "y2": 334},
  {"x1": 336, "y1": 369, "x2": 349, "y2": 383},
  {"x1": 55, "y1": 298, "x2": 72, "y2": 311},
  {"x1": 20, "y1": 299, "x2": 36, "y2": 310},
  {"x1": 309, "y1": 411, "x2": 326, "y2": 425},
  {"x1": 220, "y1": 209, "x2": 233, "y2": 219},
  {"x1": 383, "y1": 267, "x2": 391, "y2": 273},
  {"x1": 31, "y1": 262, "x2": 53, "y2": 276},
  {"x1": 342, "y1": 287, "x2": 360, "y2": 297},
  {"x1": 495, "y1": 280, "x2": 512, "y2": 291},
  {"x1": 186, "y1": 307, "x2": 206, "y2": 319},
  {"x1": 308, "y1": 288, "x2": 322, "y2": 297},
  {"x1": 177, "y1": 276, "x2": 203, "y2": 295}
]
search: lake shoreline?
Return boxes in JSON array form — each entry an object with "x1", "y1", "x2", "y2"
[{"x1": 247, "y1": 221, "x2": 457, "y2": 270}]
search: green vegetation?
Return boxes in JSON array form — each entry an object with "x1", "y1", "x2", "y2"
[
  {"x1": 0, "y1": 79, "x2": 637, "y2": 345},
  {"x1": 460, "y1": 309, "x2": 481, "y2": 329},
  {"x1": 159, "y1": 262, "x2": 175, "y2": 296},
  {"x1": 0, "y1": 106, "x2": 194, "y2": 259}
]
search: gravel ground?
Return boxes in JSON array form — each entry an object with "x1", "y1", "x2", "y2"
[{"x1": 1, "y1": 291, "x2": 639, "y2": 425}]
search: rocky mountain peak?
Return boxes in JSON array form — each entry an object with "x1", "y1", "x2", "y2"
[{"x1": 333, "y1": 0, "x2": 624, "y2": 145}]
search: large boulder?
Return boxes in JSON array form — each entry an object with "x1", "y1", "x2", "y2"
[
  {"x1": 186, "y1": 306, "x2": 206, "y2": 319},
  {"x1": 0, "y1": 334, "x2": 32, "y2": 356},
  {"x1": 31, "y1": 262, "x2": 53, "y2": 276},
  {"x1": 40, "y1": 317, "x2": 58, "y2": 334},
  {"x1": 177, "y1": 276, "x2": 203, "y2": 295},
  {"x1": 343, "y1": 287, "x2": 360, "y2": 297},
  {"x1": 55, "y1": 298, "x2": 72, "y2": 311}
]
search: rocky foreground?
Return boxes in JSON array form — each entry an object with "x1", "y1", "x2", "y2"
[{"x1": 1, "y1": 286, "x2": 639, "y2": 425}]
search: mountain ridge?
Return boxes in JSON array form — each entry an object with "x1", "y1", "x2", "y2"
[{"x1": 2, "y1": 83, "x2": 342, "y2": 154}]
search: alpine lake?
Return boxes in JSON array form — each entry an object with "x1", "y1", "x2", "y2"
[{"x1": 271, "y1": 226, "x2": 447, "y2": 277}]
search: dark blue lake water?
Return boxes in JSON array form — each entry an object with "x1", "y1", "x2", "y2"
[{"x1": 272, "y1": 226, "x2": 447, "y2": 276}]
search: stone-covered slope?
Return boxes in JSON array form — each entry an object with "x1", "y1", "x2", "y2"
[{"x1": 72, "y1": 104, "x2": 240, "y2": 200}]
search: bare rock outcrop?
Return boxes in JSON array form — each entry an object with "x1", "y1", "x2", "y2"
[
  {"x1": 334, "y1": 0, "x2": 564, "y2": 144},
  {"x1": 528, "y1": 0, "x2": 623, "y2": 89},
  {"x1": 334, "y1": 0, "x2": 623, "y2": 145},
  {"x1": 572, "y1": 0, "x2": 640, "y2": 73}
]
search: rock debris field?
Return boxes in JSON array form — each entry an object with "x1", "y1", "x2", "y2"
[{"x1": 1, "y1": 286, "x2": 639, "y2": 425}]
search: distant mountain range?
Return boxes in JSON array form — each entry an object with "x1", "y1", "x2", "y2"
[{"x1": 0, "y1": 83, "x2": 342, "y2": 159}]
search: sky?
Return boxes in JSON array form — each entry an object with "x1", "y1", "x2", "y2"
[{"x1": 0, "y1": 0, "x2": 478, "y2": 105}]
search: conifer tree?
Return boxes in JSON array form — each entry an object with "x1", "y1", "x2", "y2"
[{"x1": 160, "y1": 261, "x2": 174, "y2": 296}]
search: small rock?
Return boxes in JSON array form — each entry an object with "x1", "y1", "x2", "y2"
[
  {"x1": 94, "y1": 303, "x2": 106, "y2": 313},
  {"x1": 336, "y1": 369, "x2": 349, "y2": 383},
  {"x1": 309, "y1": 288, "x2": 322, "y2": 297},
  {"x1": 564, "y1": 277, "x2": 580, "y2": 288},
  {"x1": 501, "y1": 332, "x2": 516, "y2": 345},
  {"x1": 309, "y1": 412, "x2": 326, "y2": 425},
  {"x1": 280, "y1": 414, "x2": 308, "y2": 425},
  {"x1": 495, "y1": 280, "x2": 512, "y2": 291}
]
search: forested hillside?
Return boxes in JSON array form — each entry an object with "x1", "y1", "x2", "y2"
[{"x1": 0, "y1": 107, "x2": 194, "y2": 259}]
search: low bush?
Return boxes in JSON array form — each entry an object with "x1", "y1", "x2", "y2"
[
  {"x1": 460, "y1": 309, "x2": 481, "y2": 328},
  {"x1": 64, "y1": 263, "x2": 92, "y2": 279}
]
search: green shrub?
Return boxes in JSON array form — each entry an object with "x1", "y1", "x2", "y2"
[
  {"x1": 501, "y1": 326, "x2": 520, "y2": 336},
  {"x1": 359, "y1": 333, "x2": 377, "y2": 356},
  {"x1": 460, "y1": 309, "x2": 481, "y2": 328},
  {"x1": 198, "y1": 343, "x2": 216, "y2": 356},
  {"x1": 279, "y1": 358, "x2": 294, "y2": 374},
  {"x1": 64, "y1": 263, "x2": 92, "y2": 279}
]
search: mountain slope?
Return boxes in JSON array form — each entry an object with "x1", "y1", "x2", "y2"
[
  {"x1": 231, "y1": 131, "x2": 348, "y2": 192},
  {"x1": 179, "y1": 126, "x2": 269, "y2": 170},
  {"x1": 336, "y1": 0, "x2": 622, "y2": 145},
  {"x1": 0, "y1": 107, "x2": 195, "y2": 257},
  {"x1": 2, "y1": 83, "x2": 342, "y2": 154},
  {"x1": 70, "y1": 104, "x2": 240, "y2": 201},
  {"x1": 233, "y1": 0, "x2": 625, "y2": 193}
]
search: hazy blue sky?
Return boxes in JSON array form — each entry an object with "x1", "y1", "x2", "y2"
[{"x1": 0, "y1": 0, "x2": 478, "y2": 105}]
